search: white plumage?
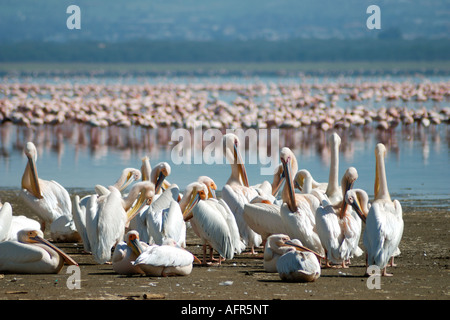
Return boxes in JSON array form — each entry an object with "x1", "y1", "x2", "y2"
[{"x1": 134, "y1": 238, "x2": 195, "y2": 276}]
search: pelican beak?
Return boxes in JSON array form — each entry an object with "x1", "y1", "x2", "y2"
[
  {"x1": 207, "y1": 185, "x2": 217, "y2": 199},
  {"x1": 192, "y1": 254, "x2": 202, "y2": 264},
  {"x1": 182, "y1": 192, "x2": 200, "y2": 221},
  {"x1": 284, "y1": 240, "x2": 325, "y2": 261},
  {"x1": 126, "y1": 192, "x2": 150, "y2": 223},
  {"x1": 349, "y1": 196, "x2": 366, "y2": 224},
  {"x1": 23, "y1": 154, "x2": 43, "y2": 199},
  {"x1": 234, "y1": 141, "x2": 249, "y2": 188},
  {"x1": 340, "y1": 179, "x2": 355, "y2": 218},
  {"x1": 31, "y1": 234, "x2": 78, "y2": 266},
  {"x1": 155, "y1": 171, "x2": 166, "y2": 194},
  {"x1": 281, "y1": 157, "x2": 297, "y2": 212},
  {"x1": 130, "y1": 238, "x2": 145, "y2": 256}
]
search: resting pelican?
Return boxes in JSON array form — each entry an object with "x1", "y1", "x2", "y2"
[
  {"x1": 279, "y1": 147, "x2": 325, "y2": 256},
  {"x1": 183, "y1": 180, "x2": 244, "y2": 265},
  {"x1": 315, "y1": 167, "x2": 361, "y2": 268},
  {"x1": 362, "y1": 144, "x2": 404, "y2": 276},
  {"x1": 86, "y1": 181, "x2": 155, "y2": 264},
  {"x1": 276, "y1": 239, "x2": 321, "y2": 283},
  {"x1": 0, "y1": 202, "x2": 39, "y2": 242},
  {"x1": 221, "y1": 133, "x2": 262, "y2": 253},
  {"x1": 133, "y1": 238, "x2": 199, "y2": 277},
  {"x1": 20, "y1": 141, "x2": 79, "y2": 242},
  {"x1": 263, "y1": 234, "x2": 294, "y2": 272},
  {"x1": 0, "y1": 229, "x2": 77, "y2": 274},
  {"x1": 73, "y1": 167, "x2": 142, "y2": 253},
  {"x1": 112, "y1": 230, "x2": 149, "y2": 275}
]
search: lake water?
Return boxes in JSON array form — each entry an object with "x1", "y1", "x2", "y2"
[{"x1": 0, "y1": 75, "x2": 448, "y2": 208}]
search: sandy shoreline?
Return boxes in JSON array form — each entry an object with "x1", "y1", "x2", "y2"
[{"x1": 0, "y1": 189, "x2": 448, "y2": 301}]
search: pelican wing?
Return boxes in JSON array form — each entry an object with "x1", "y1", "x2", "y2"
[
  {"x1": 0, "y1": 241, "x2": 45, "y2": 266},
  {"x1": 135, "y1": 245, "x2": 193, "y2": 267},
  {"x1": 193, "y1": 200, "x2": 235, "y2": 259},
  {"x1": 315, "y1": 205, "x2": 343, "y2": 263},
  {"x1": 146, "y1": 185, "x2": 182, "y2": 245},
  {"x1": 222, "y1": 184, "x2": 262, "y2": 248},
  {"x1": 243, "y1": 202, "x2": 285, "y2": 240},
  {"x1": 161, "y1": 200, "x2": 186, "y2": 247},
  {"x1": 73, "y1": 195, "x2": 91, "y2": 252}
]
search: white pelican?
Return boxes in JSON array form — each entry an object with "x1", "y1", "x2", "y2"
[
  {"x1": 0, "y1": 202, "x2": 38, "y2": 242},
  {"x1": 279, "y1": 147, "x2": 325, "y2": 256},
  {"x1": 133, "y1": 238, "x2": 199, "y2": 277},
  {"x1": 183, "y1": 179, "x2": 244, "y2": 265},
  {"x1": 315, "y1": 167, "x2": 361, "y2": 268},
  {"x1": 362, "y1": 143, "x2": 404, "y2": 276},
  {"x1": 294, "y1": 169, "x2": 327, "y2": 196},
  {"x1": 263, "y1": 234, "x2": 294, "y2": 272},
  {"x1": 276, "y1": 239, "x2": 322, "y2": 283},
  {"x1": 221, "y1": 133, "x2": 262, "y2": 253},
  {"x1": 112, "y1": 230, "x2": 149, "y2": 275},
  {"x1": 150, "y1": 162, "x2": 172, "y2": 195},
  {"x1": 20, "y1": 141, "x2": 79, "y2": 242},
  {"x1": 345, "y1": 188, "x2": 401, "y2": 267},
  {"x1": 86, "y1": 181, "x2": 155, "y2": 264},
  {"x1": 0, "y1": 229, "x2": 78, "y2": 274},
  {"x1": 73, "y1": 167, "x2": 142, "y2": 253},
  {"x1": 143, "y1": 184, "x2": 186, "y2": 247}
]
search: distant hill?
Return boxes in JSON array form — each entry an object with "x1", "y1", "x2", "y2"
[{"x1": 1, "y1": 0, "x2": 449, "y2": 43}]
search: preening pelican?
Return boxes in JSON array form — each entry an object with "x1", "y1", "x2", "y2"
[
  {"x1": 276, "y1": 239, "x2": 321, "y2": 283},
  {"x1": 73, "y1": 167, "x2": 142, "y2": 253},
  {"x1": 0, "y1": 229, "x2": 77, "y2": 274},
  {"x1": 221, "y1": 133, "x2": 262, "y2": 253},
  {"x1": 151, "y1": 162, "x2": 172, "y2": 195},
  {"x1": 345, "y1": 188, "x2": 371, "y2": 224},
  {"x1": 315, "y1": 167, "x2": 362, "y2": 268},
  {"x1": 143, "y1": 184, "x2": 186, "y2": 247},
  {"x1": 183, "y1": 179, "x2": 244, "y2": 265},
  {"x1": 133, "y1": 238, "x2": 198, "y2": 277},
  {"x1": 20, "y1": 141, "x2": 79, "y2": 242},
  {"x1": 86, "y1": 181, "x2": 155, "y2": 264},
  {"x1": 112, "y1": 230, "x2": 149, "y2": 275},
  {"x1": 279, "y1": 147, "x2": 325, "y2": 256},
  {"x1": 363, "y1": 143, "x2": 404, "y2": 276}
]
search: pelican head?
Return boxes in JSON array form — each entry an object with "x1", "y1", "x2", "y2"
[
  {"x1": 284, "y1": 239, "x2": 325, "y2": 261},
  {"x1": 328, "y1": 132, "x2": 341, "y2": 148},
  {"x1": 126, "y1": 181, "x2": 156, "y2": 223},
  {"x1": 223, "y1": 133, "x2": 249, "y2": 187},
  {"x1": 268, "y1": 234, "x2": 291, "y2": 249},
  {"x1": 345, "y1": 189, "x2": 369, "y2": 223},
  {"x1": 182, "y1": 182, "x2": 208, "y2": 221},
  {"x1": 126, "y1": 230, "x2": 145, "y2": 256},
  {"x1": 118, "y1": 168, "x2": 142, "y2": 192},
  {"x1": 374, "y1": 143, "x2": 390, "y2": 201},
  {"x1": 197, "y1": 176, "x2": 217, "y2": 199},
  {"x1": 280, "y1": 147, "x2": 298, "y2": 212},
  {"x1": 339, "y1": 167, "x2": 358, "y2": 217},
  {"x1": 21, "y1": 141, "x2": 42, "y2": 199},
  {"x1": 152, "y1": 162, "x2": 171, "y2": 194},
  {"x1": 19, "y1": 229, "x2": 78, "y2": 266}
]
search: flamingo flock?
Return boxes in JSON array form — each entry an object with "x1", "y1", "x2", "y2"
[
  {"x1": 0, "y1": 81, "x2": 448, "y2": 130},
  {"x1": 0, "y1": 131, "x2": 404, "y2": 283}
]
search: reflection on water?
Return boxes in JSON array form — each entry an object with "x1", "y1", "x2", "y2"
[{"x1": 0, "y1": 121, "x2": 448, "y2": 207}]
